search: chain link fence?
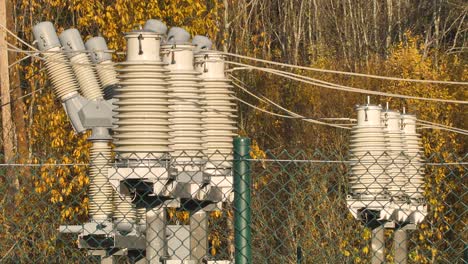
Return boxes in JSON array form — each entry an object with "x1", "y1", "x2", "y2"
[{"x1": 0, "y1": 144, "x2": 466, "y2": 263}]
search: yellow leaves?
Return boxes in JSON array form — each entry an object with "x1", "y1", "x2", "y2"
[
  {"x1": 362, "y1": 246, "x2": 369, "y2": 255},
  {"x1": 210, "y1": 210, "x2": 222, "y2": 219},
  {"x1": 362, "y1": 228, "x2": 372, "y2": 240},
  {"x1": 176, "y1": 211, "x2": 190, "y2": 223},
  {"x1": 209, "y1": 231, "x2": 221, "y2": 256},
  {"x1": 250, "y1": 140, "x2": 266, "y2": 160}
]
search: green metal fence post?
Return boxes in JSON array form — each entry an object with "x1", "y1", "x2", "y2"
[{"x1": 234, "y1": 137, "x2": 252, "y2": 264}]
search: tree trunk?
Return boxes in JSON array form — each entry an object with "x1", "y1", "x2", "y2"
[
  {"x1": 7, "y1": 0, "x2": 29, "y2": 184},
  {"x1": 223, "y1": 0, "x2": 229, "y2": 53},
  {"x1": 386, "y1": 0, "x2": 393, "y2": 53},
  {"x1": 0, "y1": 0, "x2": 18, "y2": 190}
]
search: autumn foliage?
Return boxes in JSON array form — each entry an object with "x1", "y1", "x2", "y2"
[{"x1": 0, "y1": 0, "x2": 465, "y2": 263}]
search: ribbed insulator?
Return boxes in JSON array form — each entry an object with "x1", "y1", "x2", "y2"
[
  {"x1": 381, "y1": 110, "x2": 407, "y2": 197},
  {"x1": 162, "y1": 44, "x2": 205, "y2": 168},
  {"x1": 42, "y1": 47, "x2": 80, "y2": 100},
  {"x1": 113, "y1": 31, "x2": 171, "y2": 159},
  {"x1": 85, "y1": 36, "x2": 118, "y2": 100},
  {"x1": 95, "y1": 60, "x2": 119, "y2": 99},
  {"x1": 136, "y1": 207, "x2": 146, "y2": 227},
  {"x1": 195, "y1": 52, "x2": 237, "y2": 175},
  {"x1": 88, "y1": 141, "x2": 113, "y2": 221},
  {"x1": 401, "y1": 114, "x2": 424, "y2": 199},
  {"x1": 113, "y1": 190, "x2": 136, "y2": 231},
  {"x1": 349, "y1": 105, "x2": 390, "y2": 199},
  {"x1": 69, "y1": 53, "x2": 103, "y2": 100}
]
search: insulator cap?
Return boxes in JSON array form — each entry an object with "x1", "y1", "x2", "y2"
[
  {"x1": 143, "y1": 19, "x2": 168, "y2": 35},
  {"x1": 125, "y1": 31, "x2": 163, "y2": 62},
  {"x1": 85, "y1": 36, "x2": 112, "y2": 63},
  {"x1": 166, "y1": 27, "x2": 190, "y2": 44},
  {"x1": 33, "y1": 21, "x2": 61, "y2": 51},
  {"x1": 59, "y1": 28, "x2": 86, "y2": 58},
  {"x1": 194, "y1": 52, "x2": 227, "y2": 79},
  {"x1": 192, "y1": 35, "x2": 212, "y2": 53}
]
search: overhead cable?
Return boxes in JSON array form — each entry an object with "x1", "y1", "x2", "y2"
[
  {"x1": 222, "y1": 51, "x2": 468, "y2": 86},
  {"x1": 226, "y1": 61, "x2": 468, "y2": 105}
]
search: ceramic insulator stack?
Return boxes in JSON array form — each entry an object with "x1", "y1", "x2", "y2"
[
  {"x1": 381, "y1": 110, "x2": 407, "y2": 197},
  {"x1": 162, "y1": 37, "x2": 205, "y2": 170},
  {"x1": 401, "y1": 114, "x2": 424, "y2": 199},
  {"x1": 59, "y1": 29, "x2": 103, "y2": 100},
  {"x1": 32, "y1": 22, "x2": 79, "y2": 101},
  {"x1": 113, "y1": 31, "x2": 171, "y2": 159},
  {"x1": 85, "y1": 37, "x2": 119, "y2": 100},
  {"x1": 349, "y1": 104, "x2": 390, "y2": 199},
  {"x1": 194, "y1": 52, "x2": 237, "y2": 176},
  {"x1": 88, "y1": 141, "x2": 113, "y2": 221}
]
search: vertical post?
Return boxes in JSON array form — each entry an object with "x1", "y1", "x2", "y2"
[
  {"x1": 190, "y1": 210, "x2": 208, "y2": 263},
  {"x1": 394, "y1": 229, "x2": 408, "y2": 264},
  {"x1": 234, "y1": 137, "x2": 252, "y2": 264},
  {"x1": 0, "y1": 0, "x2": 16, "y2": 188},
  {"x1": 146, "y1": 207, "x2": 167, "y2": 263},
  {"x1": 371, "y1": 226, "x2": 385, "y2": 264}
]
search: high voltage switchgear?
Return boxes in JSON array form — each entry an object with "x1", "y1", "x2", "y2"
[
  {"x1": 31, "y1": 18, "x2": 428, "y2": 264},
  {"x1": 347, "y1": 98, "x2": 427, "y2": 264},
  {"x1": 33, "y1": 19, "x2": 237, "y2": 264}
]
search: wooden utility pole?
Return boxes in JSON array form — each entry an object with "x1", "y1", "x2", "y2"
[{"x1": 0, "y1": 0, "x2": 18, "y2": 189}]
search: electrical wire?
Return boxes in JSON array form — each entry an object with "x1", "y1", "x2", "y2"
[
  {"x1": 230, "y1": 75, "x2": 351, "y2": 130},
  {"x1": 0, "y1": 23, "x2": 38, "y2": 51},
  {"x1": 416, "y1": 121, "x2": 468, "y2": 135},
  {"x1": 229, "y1": 67, "x2": 467, "y2": 135},
  {"x1": 234, "y1": 96, "x2": 298, "y2": 119},
  {"x1": 222, "y1": 51, "x2": 468, "y2": 86},
  {"x1": 7, "y1": 44, "x2": 115, "y2": 55},
  {"x1": 417, "y1": 119, "x2": 468, "y2": 133},
  {"x1": 227, "y1": 61, "x2": 468, "y2": 104},
  {"x1": 6, "y1": 42, "x2": 117, "y2": 68},
  {"x1": 0, "y1": 88, "x2": 45, "y2": 108}
]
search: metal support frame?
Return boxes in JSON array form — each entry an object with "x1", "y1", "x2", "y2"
[
  {"x1": 233, "y1": 137, "x2": 252, "y2": 264},
  {"x1": 190, "y1": 211, "x2": 208, "y2": 262},
  {"x1": 394, "y1": 228, "x2": 408, "y2": 264},
  {"x1": 371, "y1": 225, "x2": 385, "y2": 264}
]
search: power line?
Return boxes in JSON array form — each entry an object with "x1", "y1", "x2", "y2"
[
  {"x1": 234, "y1": 96, "x2": 298, "y2": 119},
  {"x1": 230, "y1": 76, "x2": 351, "y2": 130},
  {"x1": 229, "y1": 67, "x2": 468, "y2": 135},
  {"x1": 416, "y1": 120, "x2": 468, "y2": 135},
  {"x1": 222, "y1": 51, "x2": 468, "y2": 86},
  {"x1": 0, "y1": 87, "x2": 45, "y2": 108},
  {"x1": 6, "y1": 43, "x2": 115, "y2": 55},
  {"x1": 226, "y1": 61, "x2": 468, "y2": 104},
  {"x1": 0, "y1": 23, "x2": 37, "y2": 51}
]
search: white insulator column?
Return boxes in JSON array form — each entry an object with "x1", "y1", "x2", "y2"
[
  {"x1": 136, "y1": 207, "x2": 147, "y2": 231},
  {"x1": 381, "y1": 110, "x2": 407, "y2": 197},
  {"x1": 401, "y1": 114, "x2": 424, "y2": 199},
  {"x1": 32, "y1": 22, "x2": 79, "y2": 101},
  {"x1": 194, "y1": 52, "x2": 237, "y2": 175},
  {"x1": 114, "y1": 31, "x2": 171, "y2": 159},
  {"x1": 349, "y1": 104, "x2": 390, "y2": 199},
  {"x1": 85, "y1": 37, "x2": 119, "y2": 99},
  {"x1": 162, "y1": 43, "x2": 205, "y2": 169},
  {"x1": 59, "y1": 29, "x2": 103, "y2": 100},
  {"x1": 88, "y1": 140, "x2": 113, "y2": 221},
  {"x1": 113, "y1": 191, "x2": 137, "y2": 232}
]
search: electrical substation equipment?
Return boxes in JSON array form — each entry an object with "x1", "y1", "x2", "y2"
[
  {"x1": 35, "y1": 18, "x2": 236, "y2": 263},
  {"x1": 347, "y1": 99, "x2": 427, "y2": 264}
]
